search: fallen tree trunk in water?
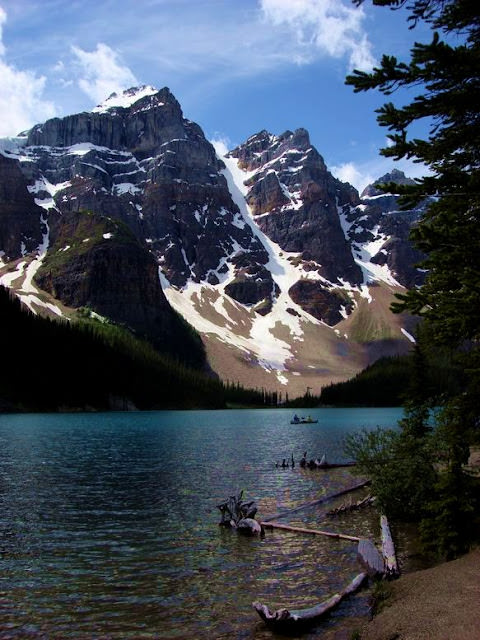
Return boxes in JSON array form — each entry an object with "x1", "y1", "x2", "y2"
[
  {"x1": 326, "y1": 494, "x2": 374, "y2": 516},
  {"x1": 380, "y1": 515, "x2": 399, "y2": 578},
  {"x1": 261, "y1": 479, "x2": 371, "y2": 523},
  {"x1": 357, "y1": 538, "x2": 384, "y2": 576},
  {"x1": 252, "y1": 571, "x2": 368, "y2": 631},
  {"x1": 261, "y1": 521, "x2": 360, "y2": 542}
]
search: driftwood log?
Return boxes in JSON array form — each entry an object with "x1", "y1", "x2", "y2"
[
  {"x1": 357, "y1": 538, "x2": 384, "y2": 576},
  {"x1": 252, "y1": 571, "x2": 368, "y2": 631},
  {"x1": 217, "y1": 490, "x2": 261, "y2": 535},
  {"x1": 261, "y1": 521, "x2": 360, "y2": 542},
  {"x1": 326, "y1": 494, "x2": 374, "y2": 517},
  {"x1": 299, "y1": 452, "x2": 356, "y2": 470},
  {"x1": 262, "y1": 479, "x2": 371, "y2": 523},
  {"x1": 380, "y1": 515, "x2": 399, "y2": 578}
]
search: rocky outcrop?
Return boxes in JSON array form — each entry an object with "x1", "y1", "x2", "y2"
[
  {"x1": 357, "y1": 170, "x2": 428, "y2": 288},
  {"x1": 229, "y1": 129, "x2": 363, "y2": 288},
  {"x1": 0, "y1": 154, "x2": 44, "y2": 260},
  {"x1": 289, "y1": 280, "x2": 353, "y2": 325},
  {"x1": 361, "y1": 168, "x2": 416, "y2": 198},
  {"x1": 26, "y1": 87, "x2": 187, "y2": 157},
  {"x1": 35, "y1": 210, "x2": 205, "y2": 367}
]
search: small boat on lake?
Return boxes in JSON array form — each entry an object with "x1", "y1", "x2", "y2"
[{"x1": 290, "y1": 414, "x2": 318, "y2": 424}]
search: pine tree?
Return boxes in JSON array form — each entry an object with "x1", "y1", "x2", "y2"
[{"x1": 347, "y1": 0, "x2": 480, "y2": 557}]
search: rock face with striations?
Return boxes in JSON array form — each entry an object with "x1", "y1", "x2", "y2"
[
  {"x1": 0, "y1": 154, "x2": 44, "y2": 260},
  {"x1": 226, "y1": 129, "x2": 365, "y2": 320},
  {"x1": 345, "y1": 169, "x2": 428, "y2": 289},
  {"x1": 229, "y1": 129, "x2": 362, "y2": 287},
  {"x1": 21, "y1": 86, "x2": 275, "y2": 311}
]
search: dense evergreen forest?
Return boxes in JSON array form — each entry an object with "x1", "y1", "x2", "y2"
[
  {"x1": 283, "y1": 347, "x2": 463, "y2": 409},
  {"x1": 318, "y1": 348, "x2": 463, "y2": 407},
  {"x1": 0, "y1": 286, "x2": 277, "y2": 412}
]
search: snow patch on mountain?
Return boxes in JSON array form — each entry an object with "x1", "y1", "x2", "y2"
[
  {"x1": 160, "y1": 144, "x2": 330, "y2": 381},
  {"x1": 92, "y1": 85, "x2": 159, "y2": 113},
  {"x1": 28, "y1": 177, "x2": 71, "y2": 210},
  {"x1": 338, "y1": 206, "x2": 402, "y2": 291},
  {"x1": 0, "y1": 213, "x2": 63, "y2": 317}
]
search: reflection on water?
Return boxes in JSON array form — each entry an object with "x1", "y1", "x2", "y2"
[{"x1": 0, "y1": 408, "x2": 402, "y2": 638}]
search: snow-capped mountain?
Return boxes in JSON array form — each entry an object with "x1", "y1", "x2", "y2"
[{"x1": 0, "y1": 86, "x2": 425, "y2": 395}]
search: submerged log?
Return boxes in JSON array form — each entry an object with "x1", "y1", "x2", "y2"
[
  {"x1": 262, "y1": 479, "x2": 371, "y2": 523},
  {"x1": 326, "y1": 494, "x2": 374, "y2": 517},
  {"x1": 237, "y1": 518, "x2": 263, "y2": 536},
  {"x1": 252, "y1": 571, "x2": 368, "y2": 630},
  {"x1": 261, "y1": 521, "x2": 360, "y2": 542},
  {"x1": 380, "y1": 515, "x2": 399, "y2": 578},
  {"x1": 357, "y1": 538, "x2": 384, "y2": 576},
  {"x1": 300, "y1": 451, "x2": 356, "y2": 469}
]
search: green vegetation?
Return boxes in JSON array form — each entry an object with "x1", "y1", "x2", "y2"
[
  {"x1": 0, "y1": 286, "x2": 277, "y2": 412},
  {"x1": 345, "y1": 0, "x2": 480, "y2": 559},
  {"x1": 321, "y1": 356, "x2": 411, "y2": 406},
  {"x1": 38, "y1": 210, "x2": 135, "y2": 280},
  {"x1": 320, "y1": 343, "x2": 463, "y2": 406}
]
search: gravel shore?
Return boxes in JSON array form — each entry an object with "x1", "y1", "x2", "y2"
[{"x1": 359, "y1": 547, "x2": 480, "y2": 639}]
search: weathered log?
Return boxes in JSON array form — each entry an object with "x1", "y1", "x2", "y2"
[
  {"x1": 357, "y1": 538, "x2": 384, "y2": 576},
  {"x1": 300, "y1": 451, "x2": 356, "y2": 469},
  {"x1": 261, "y1": 521, "x2": 360, "y2": 542},
  {"x1": 217, "y1": 490, "x2": 259, "y2": 531},
  {"x1": 326, "y1": 494, "x2": 374, "y2": 517},
  {"x1": 262, "y1": 479, "x2": 371, "y2": 523},
  {"x1": 252, "y1": 571, "x2": 368, "y2": 630},
  {"x1": 380, "y1": 515, "x2": 399, "y2": 578}
]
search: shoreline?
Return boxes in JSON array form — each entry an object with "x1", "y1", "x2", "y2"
[{"x1": 358, "y1": 547, "x2": 480, "y2": 640}]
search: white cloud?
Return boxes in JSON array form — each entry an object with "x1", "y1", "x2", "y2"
[
  {"x1": 0, "y1": 7, "x2": 56, "y2": 136},
  {"x1": 0, "y1": 6, "x2": 6, "y2": 56},
  {"x1": 71, "y1": 43, "x2": 137, "y2": 104},
  {"x1": 330, "y1": 162, "x2": 375, "y2": 192},
  {"x1": 260, "y1": 0, "x2": 376, "y2": 71}
]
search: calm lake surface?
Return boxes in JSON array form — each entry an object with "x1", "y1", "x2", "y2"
[{"x1": 0, "y1": 408, "x2": 403, "y2": 639}]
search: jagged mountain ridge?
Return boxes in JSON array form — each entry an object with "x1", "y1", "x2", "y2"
[{"x1": 0, "y1": 85, "x2": 426, "y2": 395}]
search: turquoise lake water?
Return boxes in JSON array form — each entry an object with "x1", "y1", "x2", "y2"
[{"x1": 0, "y1": 407, "x2": 403, "y2": 638}]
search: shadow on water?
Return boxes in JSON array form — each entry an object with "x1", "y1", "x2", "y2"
[{"x1": 0, "y1": 408, "x2": 403, "y2": 638}]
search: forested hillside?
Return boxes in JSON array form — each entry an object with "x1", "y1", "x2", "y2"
[
  {"x1": 318, "y1": 349, "x2": 463, "y2": 408},
  {"x1": 0, "y1": 286, "x2": 272, "y2": 411}
]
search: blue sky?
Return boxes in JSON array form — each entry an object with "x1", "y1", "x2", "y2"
[{"x1": 0, "y1": 0, "x2": 432, "y2": 191}]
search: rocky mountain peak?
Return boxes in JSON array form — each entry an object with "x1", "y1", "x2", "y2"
[
  {"x1": 228, "y1": 127, "x2": 315, "y2": 173},
  {"x1": 361, "y1": 168, "x2": 416, "y2": 198},
  {"x1": 92, "y1": 85, "x2": 160, "y2": 113}
]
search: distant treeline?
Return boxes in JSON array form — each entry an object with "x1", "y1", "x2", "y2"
[
  {"x1": 287, "y1": 350, "x2": 463, "y2": 408},
  {"x1": 0, "y1": 286, "x2": 277, "y2": 412},
  {"x1": 318, "y1": 356, "x2": 413, "y2": 407}
]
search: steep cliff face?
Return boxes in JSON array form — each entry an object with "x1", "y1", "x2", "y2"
[
  {"x1": 228, "y1": 129, "x2": 363, "y2": 287},
  {"x1": 0, "y1": 153, "x2": 44, "y2": 260},
  {"x1": 15, "y1": 86, "x2": 276, "y2": 313},
  {"x1": 341, "y1": 170, "x2": 428, "y2": 289},
  {"x1": 34, "y1": 210, "x2": 205, "y2": 366}
]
